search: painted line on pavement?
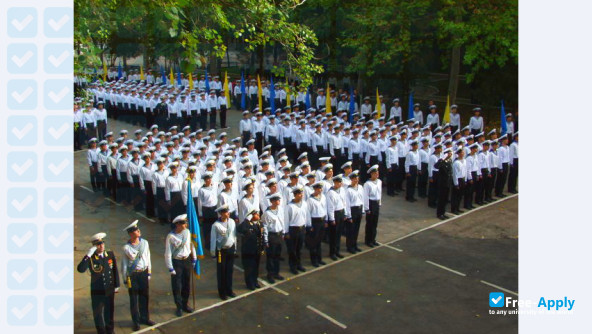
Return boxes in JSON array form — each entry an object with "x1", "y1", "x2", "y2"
[
  {"x1": 480, "y1": 280, "x2": 518, "y2": 296},
  {"x1": 425, "y1": 260, "x2": 466, "y2": 277},
  {"x1": 306, "y1": 305, "x2": 347, "y2": 329}
]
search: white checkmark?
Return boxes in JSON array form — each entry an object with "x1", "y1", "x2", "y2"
[
  {"x1": 48, "y1": 230, "x2": 70, "y2": 247},
  {"x1": 12, "y1": 123, "x2": 34, "y2": 140},
  {"x1": 11, "y1": 87, "x2": 34, "y2": 104},
  {"x1": 48, "y1": 87, "x2": 69, "y2": 103},
  {"x1": 11, "y1": 51, "x2": 34, "y2": 68},
  {"x1": 11, "y1": 230, "x2": 34, "y2": 248},
  {"x1": 11, "y1": 303, "x2": 33, "y2": 320},
  {"x1": 48, "y1": 51, "x2": 69, "y2": 67},
  {"x1": 48, "y1": 159, "x2": 69, "y2": 175},
  {"x1": 11, "y1": 15, "x2": 33, "y2": 31},
  {"x1": 11, "y1": 195, "x2": 33, "y2": 212},
  {"x1": 12, "y1": 266, "x2": 34, "y2": 283},
  {"x1": 491, "y1": 296, "x2": 502, "y2": 304},
  {"x1": 48, "y1": 266, "x2": 69, "y2": 283},
  {"x1": 48, "y1": 123, "x2": 69, "y2": 139},
  {"x1": 48, "y1": 195, "x2": 70, "y2": 211},
  {"x1": 48, "y1": 302, "x2": 70, "y2": 319},
  {"x1": 11, "y1": 159, "x2": 34, "y2": 176},
  {"x1": 48, "y1": 15, "x2": 69, "y2": 31}
]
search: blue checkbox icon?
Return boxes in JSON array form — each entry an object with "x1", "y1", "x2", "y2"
[
  {"x1": 7, "y1": 259, "x2": 37, "y2": 290},
  {"x1": 7, "y1": 80, "x2": 37, "y2": 110},
  {"x1": 7, "y1": 116, "x2": 38, "y2": 146},
  {"x1": 44, "y1": 7, "x2": 73, "y2": 38},
  {"x1": 7, "y1": 295, "x2": 37, "y2": 326},
  {"x1": 44, "y1": 260, "x2": 72, "y2": 290},
  {"x1": 44, "y1": 152, "x2": 72, "y2": 182},
  {"x1": 7, "y1": 152, "x2": 38, "y2": 182},
  {"x1": 44, "y1": 296, "x2": 73, "y2": 326},
  {"x1": 7, "y1": 188, "x2": 37, "y2": 218},
  {"x1": 44, "y1": 43, "x2": 72, "y2": 74},
  {"x1": 7, "y1": 7, "x2": 37, "y2": 38},
  {"x1": 44, "y1": 116, "x2": 72, "y2": 146},
  {"x1": 44, "y1": 79, "x2": 72, "y2": 110},
  {"x1": 7, "y1": 44, "x2": 37, "y2": 74},
  {"x1": 43, "y1": 187, "x2": 72, "y2": 218},
  {"x1": 489, "y1": 292, "x2": 505, "y2": 307},
  {"x1": 44, "y1": 224, "x2": 72, "y2": 254},
  {"x1": 7, "y1": 224, "x2": 37, "y2": 254}
]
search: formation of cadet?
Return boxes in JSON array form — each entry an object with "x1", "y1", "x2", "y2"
[{"x1": 79, "y1": 79, "x2": 518, "y2": 332}]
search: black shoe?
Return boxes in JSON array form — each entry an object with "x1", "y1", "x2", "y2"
[
  {"x1": 247, "y1": 285, "x2": 256, "y2": 291},
  {"x1": 133, "y1": 323, "x2": 141, "y2": 331},
  {"x1": 254, "y1": 283, "x2": 261, "y2": 288},
  {"x1": 373, "y1": 241, "x2": 379, "y2": 246},
  {"x1": 311, "y1": 262, "x2": 319, "y2": 267},
  {"x1": 318, "y1": 261, "x2": 327, "y2": 266},
  {"x1": 336, "y1": 253, "x2": 344, "y2": 259},
  {"x1": 365, "y1": 243, "x2": 375, "y2": 248},
  {"x1": 183, "y1": 306, "x2": 194, "y2": 313},
  {"x1": 274, "y1": 275, "x2": 285, "y2": 280},
  {"x1": 279, "y1": 257, "x2": 285, "y2": 261},
  {"x1": 267, "y1": 275, "x2": 276, "y2": 284},
  {"x1": 347, "y1": 248, "x2": 356, "y2": 254},
  {"x1": 297, "y1": 266, "x2": 306, "y2": 272},
  {"x1": 457, "y1": 209, "x2": 464, "y2": 213},
  {"x1": 228, "y1": 292, "x2": 237, "y2": 298},
  {"x1": 509, "y1": 190, "x2": 518, "y2": 194},
  {"x1": 175, "y1": 308, "x2": 183, "y2": 317},
  {"x1": 438, "y1": 215, "x2": 446, "y2": 220},
  {"x1": 219, "y1": 295, "x2": 228, "y2": 301},
  {"x1": 290, "y1": 268, "x2": 299, "y2": 275},
  {"x1": 143, "y1": 319, "x2": 156, "y2": 326},
  {"x1": 355, "y1": 247, "x2": 362, "y2": 252},
  {"x1": 330, "y1": 255, "x2": 338, "y2": 261}
]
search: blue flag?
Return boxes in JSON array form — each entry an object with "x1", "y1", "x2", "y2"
[
  {"x1": 349, "y1": 86, "x2": 355, "y2": 124},
  {"x1": 186, "y1": 180, "x2": 204, "y2": 278},
  {"x1": 205, "y1": 68, "x2": 210, "y2": 93},
  {"x1": 160, "y1": 65, "x2": 166, "y2": 84},
  {"x1": 500, "y1": 100, "x2": 507, "y2": 135},
  {"x1": 117, "y1": 62, "x2": 122, "y2": 80},
  {"x1": 408, "y1": 91, "x2": 414, "y2": 120},
  {"x1": 93, "y1": 67, "x2": 98, "y2": 82},
  {"x1": 305, "y1": 86, "x2": 311, "y2": 111},
  {"x1": 270, "y1": 77, "x2": 276, "y2": 115},
  {"x1": 240, "y1": 71, "x2": 246, "y2": 110},
  {"x1": 177, "y1": 66, "x2": 182, "y2": 87}
]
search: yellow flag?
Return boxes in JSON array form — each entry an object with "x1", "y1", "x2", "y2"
[
  {"x1": 376, "y1": 88, "x2": 381, "y2": 118},
  {"x1": 286, "y1": 85, "x2": 291, "y2": 110},
  {"x1": 140, "y1": 66, "x2": 145, "y2": 80},
  {"x1": 257, "y1": 74, "x2": 263, "y2": 111},
  {"x1": 326, "y1": 82, "x2": 331, "y2": 114},
  {"x1": 443, "y1": 95, "x2": 451, "y2": 123},
  {"x1": 189, "y1": 73, "x2": 194, "y2": 90},
  {"x1": 102, "y1": 62, "x2": 107, "y2": 82},
  {"x1": 224, "y1": 71, "x2": 231, "y2": 108},
  {"x1": 169, "y1": 67, "x2": 174, "y2": 86}
]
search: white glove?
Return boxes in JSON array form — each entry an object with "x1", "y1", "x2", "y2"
[
  {"x1": 87, "y1": 246, "x2": 97, "y2": 257},
  {"x1": 114, "y1": 287, "x2": 120, "y2": 293},
  {"x1": 170, "y1": 270, "x2": 176, "y2": 276},
  {"x1": 148, "y1": 275, "x2": 151, "y2": 281}
]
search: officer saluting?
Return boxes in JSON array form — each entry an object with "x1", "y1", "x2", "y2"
[
  {"x1": 121, "y1": 220, "x2": 154, "y2": 331},
  {"x1": 77, "y1": 233, "x2": 120, "y2": 334}
]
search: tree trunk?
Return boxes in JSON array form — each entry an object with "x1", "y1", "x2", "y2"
[{"x1": 257, "y1": 44, "x2": 264, "y2": 76}]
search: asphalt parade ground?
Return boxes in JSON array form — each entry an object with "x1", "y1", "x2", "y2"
[{"x1": 74, "y1": 111, "x2": 518, "y2": 333}]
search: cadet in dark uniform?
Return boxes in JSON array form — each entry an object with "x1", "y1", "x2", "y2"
[
  {"x1": 77, "y1": 233, "x2": 120, "y2": 334},
  {"x1": 237, "y1": 208, "x2": 265, "y2": 290}
]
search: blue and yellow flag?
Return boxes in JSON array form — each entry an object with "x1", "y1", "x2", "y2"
[
  {"x1": 186, "y1": 179, "x2": 204, "y2": 278},
  {"x1": 500, "y1": 100, "x2": 507, "y2": 135},
  {"x1": 240, "y1": 71, "x2": 246, "y2": 110}
]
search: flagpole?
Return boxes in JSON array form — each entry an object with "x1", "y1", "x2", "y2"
[{"x1": 192, "y1": 271, "x2": 195, "y2": 309}]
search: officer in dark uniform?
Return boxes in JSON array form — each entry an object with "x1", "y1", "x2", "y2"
[
  {"x1": 435, "y1": 148, "x2": 453, "y2": 220},
  {"x1": 154, "y1": 96, "x2": 168, "y2": 129},
  {"x1": 237, "y1": 208, "x2": 265, "y2": 290},
  {"x1": 77, "y1": 233, "x2": 120, "y2": 334}
]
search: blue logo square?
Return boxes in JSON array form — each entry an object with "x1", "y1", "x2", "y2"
[
  {"x1": 44, "y1": 79, "x2": 72, "y2": 110},
  {"x1": 7, "y1": 188, "x2": 37, "y2": 218},
  {"x1": 44, "y1": 224, "x2": 72, "y2": 254},
  {"x1": 44, "y1": 7, "x2": 72, "y2": 38},
  {"x1": 7, "y1": 7, "x2": 37, "y2": 38},
  {"x1": 7, "y1": 79, "x2": 37, "y2": 110},
  {"x1": 44, "y1": 116, "x2": 72, "y2": 146},
  {"x1": 43, "y1": 187, "x2": 72, "y2": 218},
  {"x1": 44, "y1": 152, "x2": 72, "y2": 182},
  {"x1": 44, "y1": 260, "x2": 72, "y2": 290},
  {"x1": 44, "y1": 43, "x2": 72, "y2": 74},
  {"x1": 44, "y1": 296, "x2": 73, "y2": 326},
  {"x1": 7, "y1": 44, "x2": 37, "y2": 74},
  {"x1": 7, "y1": 116, "x2": 38, "y2": 146},
  {"x1": 7, "y1": 224, "x2": 37, "y2": 254},
  {"x1": 489, "y1": 292, "x2": 505, "y2": 307},
  {"x1": 7, "y1": 259, "x2": 37, "y2": 290},
  {"x1": 7, "y1": 295, "x2": 37, "y2": 326},
  {"x1": 7, "y1": 151, "x2": 37, "y2": 182}
]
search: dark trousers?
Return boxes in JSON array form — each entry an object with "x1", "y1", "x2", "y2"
[
  {"x1": 118, "y1": 172, "x2": 130, "y2": 203},
  {"x1": 74, "y1": 126, "x2": 81, "y2": 150},
  {"x1": 508, "y1": 159, "x2": 518, "y2": 192},
  {"x1": 169, "y1": 191, "x2": 184, "y2": 221},
  {"x1": 190, "y1": 110, "x2": 199, "y2": 130},
  {"x1": 328, "y1": 210, "x2": 345, "y2": 256},
  {"x1": 386, "y1": 164, "x2": 397, "y2": 195},
  {"x1": 266, "y1": 233, "x2": 282, "y2": 276},
  {"x1": 109, "y1": 170, "x2": 117, "y2": 201},
  {"x1": 495, "y1": 163, "x2": 509, "y2": 196},
  {"x1": 428, "y1": 171, "x2": 439, "y2": 206},
  {"x1": 418, "y1": 163, "x2": 429, "y2": 197},
  {"x1": 286, "y1": 226, "x2": 305, "y2": 270},
  {"x1": 451, "y1": 179, "x2": 465, "y2": 213},
  {"x1": 241, "y1": 252, "x2": 261, "y2": 288},
  {"x1": 255, "y1": 132, "x2": 264, "y2": 155},
  {"x1": 437, "y1": 184, "x2": 450, "y2": 217},
  {"x1": 475, "y1": 171, "x2": 486, "y2": 204},
  {"x1": 169, "y1": 115, "x2": 178, "y2": 130},
  {"x1": 97, "y1": 120, "x2": 107, "y2": 140},
  {"x1": 156, "y1": 188, "x2": 167, "y2": 223},
  {"x1": 346, "y1": 206, "x2": 363, "y2": 250},
  {"x1": 464, "y1": 175, "x2": 475, "y2": 208},
  {"x1": 200, "y1": 109, "x2": 208, "y2": 130},
  {"x1": 131, "y1": 175, "x2": 144, "y2": 211},
  {"x1": 395, "y1": 157, "x2": 406, "y2": 190},
  {"x1": 91, "y1": 292, "x2": 115, "y2": 334},
  {"x1": 99, "y1": 165, "x2": 108, "y2": 196},
  {"x1": 406, "y1": 165, "x2": 418, "y2": 200},
  {"x1": 144, "y1": 181, "x2": 155, "y2": 217},
  {"x1": 90, "y1": 163, "x2": 98, "y2": 190},
  {"x1": 209, "y1": 108, "x2": 217, "y2": 129},
  {"x1": 220, "y1": 105, "x2": 228, "y2": 128},
  {"x1": 216, "y1": 246, "x2": 235, "y2": 298},
  {"x1": 202, "y1": 206, "x2": 217, "y2": 249},
  {"x1": 485, "y1": 169, "x2": 496, "y2": 201},
  {"x1": 128, "y1": 270, "x2": 150, "y2": 325},
  {"x1": 365, "y1": 200, "x2": 380, "y2": 244},
  {"x1": 171, "y1": 258, "x2": 192, "y2": 309},
  {"x1": 308, "y1": 218, "x2": 325, "y2": 264}
]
